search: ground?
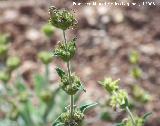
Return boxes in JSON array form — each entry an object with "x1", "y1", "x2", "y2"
[{"x1": 0, "y1": 0, "x2": 160, "y2": 126}]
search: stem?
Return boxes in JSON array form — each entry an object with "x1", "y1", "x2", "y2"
[
  {"x1": 62, "y1": 30, "x2": 74, "y2": 118},
  {"x1": 126, "y1": 106, "x2": 136, "y2": 126},
  {"x1": 45, "y1": 64, "x2": 49, "y2": 85}
]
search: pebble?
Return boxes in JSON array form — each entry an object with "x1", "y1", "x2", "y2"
[{"x1": 26, "y1": 28, "x2": 40, "y2": 41}]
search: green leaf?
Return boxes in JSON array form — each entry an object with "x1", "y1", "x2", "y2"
[
  {"x1": 16, "y1": 81, "x2": 26, "y2": 92},
  {"x1": 143, "y1": 112, "x2": 152, "y2": 121},
  {"x1": 120, "y1": 98, "x2": 129, "y2": 109},
  {"x1": 56, "y1": 67, "x2": 65, "y2": 78},
  {"x1": 47, "y1": 90, "x2": 69, "y2": 122},
  {"x1": 34, "y1": 74, "x2": 45, "y2": 96},
  {"x1": 115, "y1": 122, "x2": 125, "y2": 126},
  {"x1": 52, "y1": 114, "x2": 63, "y2": 126},
  {"x1": 100, "y1": 111, "x2": 112, "y2": 121},
  {"x1": 52, "y1": 122, "x2": 64, "y2": 126},
  {"x1": 80, "y1": 102, "x2": 98, "y2": 113}
]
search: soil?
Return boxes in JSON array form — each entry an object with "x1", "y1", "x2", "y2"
[{"x1": 0, "y1": 0, "x2": 160, "y2": 126}]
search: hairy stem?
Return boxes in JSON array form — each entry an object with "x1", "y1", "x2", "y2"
[
  {"x1": 126, "y1": 106, "x2": 136, "y2": 126},
  {"x1": 63, "y1": 30, "x2": 74, "y2": 119}
]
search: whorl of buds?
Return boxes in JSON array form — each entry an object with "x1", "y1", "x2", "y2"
[
  {"x1": 0, "y1": 71, "x2": 10, "y2": 83},
  {"x1": 40, "y1": 89, "x2": 53, "y2": 103},
  {"x1": 100, "y1": 78, "x2": 129, "y2": 110},
  {"x1": 42, "y1": 24, "x2": 55, "y2": 37},
  {"x1": 49, "y1": 6, "x2": 77, "y2": 30},
  {"x1": 110, "y1": 90, "x2": 128, "y2": 110},
  {"x1": 54, "y1": 38, "x2": 76, "y2": 62},
  {"x1": 99, "y1": 78, "x2": 120, "y2": 94},
  {"x1": 56, "y1": 67, "x2": 82, "y2": 95},
  {"x1": 122, "y1": 117, "x2": 145, "y2": 126},
  {"x1": 131, "y1": 67, "x2": 142, "y2": 79},
  {"x1": 6, "y1": 56, "x2": 21, "y2": 71},
  {"x1": 129, "y1": 50, "x2": 140, "y2": 65},
  {"x1": 0, "y1": 44, "x2": 8, "y2": 57},
  {"x1": 133, "y1": 85, "x2": 151, "y2": 103},
  {"x1": 38, "y1": 51, "x2": 53, "y2": 64},
  {"x1": 60, "y1": 110, "x2": 84, "y2": 126}
]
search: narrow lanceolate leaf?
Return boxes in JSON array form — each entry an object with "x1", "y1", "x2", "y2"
[
  {"x1": 143, "y1": 112, "x2": 152, "y2": 121},
  {"x1": 80, "y1": 102, "x2": 98, "y2": 113},
  {"x1": 55, "y1": 67, "x2": 65, "y2": 78},
  {"x1": 52, "y1": 122, "x2": 64, "y2": 126},
  {"x1": 52, "y1": 114, "x2": 63, "y2": 126}
]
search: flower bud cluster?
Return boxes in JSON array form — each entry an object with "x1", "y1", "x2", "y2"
[
  {"x1": 60, "y1": 110, "x2": 84, "y2": 126},
  {"x1": 100, "y1": 78, "x2": 128, "y2": 110},
  {"x1": 42, "y1": 24, "x2": 55, "y2": 37},
  {"x1": 110, "y1": 90, "x2": 128, "y2": 110},
  {"x1": 122, "y1": 117, "x2": 145, "y2": 126},
  {"x1": 99, "y1": 78, "x2": 119, "y2": 94},
  {"x1": 54, "y1": 38, "x2": 76, "y2": 62},
  {"x1": 40, "y1": 89, "x2": 53, "y2": 103},
  {"x1": 38, "y1": 51, "x2": 53, "y2": 65},
  {"x1": 7, "y1": 56, "x2": 21, "y2": 72},
  {"x1": 0, "y1": 71, "x2": 10, "y2": 83},
  {"x1": 49, "y1": 6, "x2": 77, "y2": 30},
  {"x1": 56, "y1": 67, "x2": 82, "y2": 95}
]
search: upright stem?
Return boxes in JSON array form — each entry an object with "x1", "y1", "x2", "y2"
[
  {"x1": 63, "y1": 30, "x2": 74, "y2": 118},
  {"x1": 45, "y1": 64, "x2": 49, "y2": 85},
  {"x1": 126, "y1": 106, "x2": 136, "y2": 126}
]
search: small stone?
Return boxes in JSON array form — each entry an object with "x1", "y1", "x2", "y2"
[
  {"x1": 138, "y1": 44, "x2": 157, "y2": 56},
  {"x1": 26, "y1": 29, "x2": 40, "y2": 41},
  {"x1": 3, "y1": 10, "x2": 19, "y2": 22},
  {"x1": 83, "y1": 7, "x2": 97, "y2": 26},
  {"x1": 112, "y1": 10, "x2": 124, "y2": 23}
]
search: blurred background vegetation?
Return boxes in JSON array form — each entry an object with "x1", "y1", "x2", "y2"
[{"x1": 0, "y1": 0, "x2": 160, "y2": 126}]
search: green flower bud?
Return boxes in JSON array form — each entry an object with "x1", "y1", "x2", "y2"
[
  {"x1": 60, "y1": 74, "x2": 81, "y2": 95},
  {"x1": 129, "y1": 51, "x2": 139, "y2": 64},
  {"x1": 38, "y1": 51, "x2": 53, "y2": 64},
  {"x1": 42, "y1": 24, "x2": 55, "y2": 37},
  {"x1": 110, "y1": 90, "x2": 128, "y2": 110},
  {"x1": 60, "y1": 112, "x2": 70, "y2": 124},
  {"x1": 133, "y1": 85, "x2": 151, "y2": 103},
  {"x1": 40, "y1": 89, "x2": 53, "y2": 103},
  {"x1": 54, "y1": 38, "x2": 76, "y2": 62},
  {"x1": 135, "y1": 118, "x2": 145, "y2": 126},
  {"x1": 0, "y1": 34, "x2": 9, "y2": 45},
  {"x1": 74, "y1": 110, "x2": 84, "y2": 123},
  {"x1": 6, "y1": 56, "x2": 21, "y2": 71},
  {"x1": 99, "y1": 78, "x2": 120, "y2": 94},
  {"x1": 60, "y1": 110, "x2": 84, "y2": 126},
  {"x1": 0, "y1": 44, "x2": 8, "y2": 57},
  {"x1": 0, "y1": 71, "x2": 10, "y2": 83},
  {"x1": 131, "y1": 67, "x2": 142, "y2": 79},
  {"x1": 49, "y1": 6, "x2": 77, "y2": 30}
]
